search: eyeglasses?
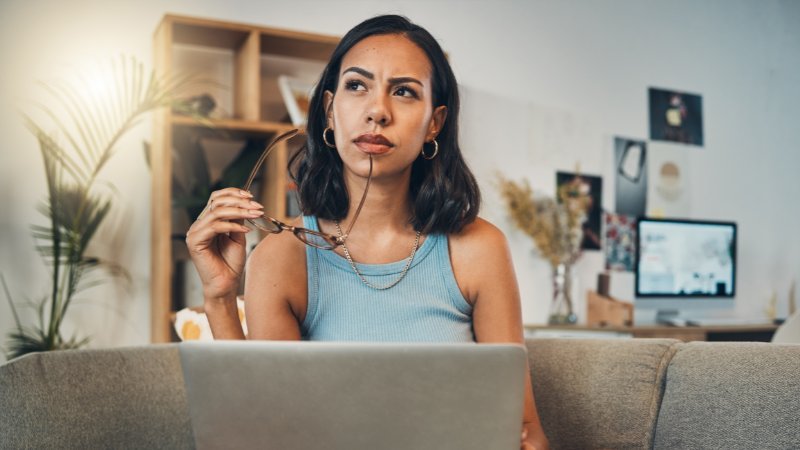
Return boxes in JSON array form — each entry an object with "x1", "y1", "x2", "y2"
[{"x1": 242, "y1": 128, "x2": 372, "y2": 250}]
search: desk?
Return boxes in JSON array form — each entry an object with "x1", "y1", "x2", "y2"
[{"x1": 525, "y1": 324, "x2": 778, "y2": 342}]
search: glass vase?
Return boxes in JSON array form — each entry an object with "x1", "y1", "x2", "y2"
[{"x1": 548, "y1": 263, "x2": 578, "y2": 325}]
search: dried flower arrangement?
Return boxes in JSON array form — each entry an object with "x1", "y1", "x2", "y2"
[{"x1": 497, "y1": 173, "x2": 591, "y2": 267}]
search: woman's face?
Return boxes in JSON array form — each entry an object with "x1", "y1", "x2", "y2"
[{"x1": 325, "y1": 33, "x2": 446, "y2": 180}]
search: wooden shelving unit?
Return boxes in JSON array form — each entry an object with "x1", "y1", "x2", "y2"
[{"x1": 150, "y1": 14, "x2": 338, "y2": 342}]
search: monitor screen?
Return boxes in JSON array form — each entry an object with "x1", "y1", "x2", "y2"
[{"x1": 635, "y1": 218, "x2": 736, "y2": 297}]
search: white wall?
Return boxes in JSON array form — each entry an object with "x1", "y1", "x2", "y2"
[{"x1": 1, "y1": 0, "x2": 798, "y2": 359}]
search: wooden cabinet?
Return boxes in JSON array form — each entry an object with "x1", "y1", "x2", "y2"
[{"x1": 150, "y1": 14, "x2": 339, "y2": 342}]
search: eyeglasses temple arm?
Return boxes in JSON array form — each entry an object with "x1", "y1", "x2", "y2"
[
  {"x1": 242, "y1": 128, "x2": 299, "y2": 192},
  {"x1": 341, "y1": 155, "x2": 373, "y2": 241}
]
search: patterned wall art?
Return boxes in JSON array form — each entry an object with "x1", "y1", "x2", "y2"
[
  {"x1": 556, "y1": 171, "x2": 603, "y2": 251},
  {"x1": 649, "y1": 87, "x2": 704, "y2": 146},
  {"x1": 605, "y1": 213, "x2": 637, "y2": 271}
]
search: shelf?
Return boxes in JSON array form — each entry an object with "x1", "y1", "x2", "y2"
[
  {"x1": 164, "y1": 14, "x2": 338, "y2": 58},
  {"x1": 259, "y1": 33, "x2": 337, "y2": 61},
  {"x1": 171, "y1": 114, "x2": 297, "y2": 134},
  {"x1": 166, "y1": 14, "x2": 261, "y2": 48},
  {"x1": 151, "y1": 13, "x2": 337, "y2": 343}
]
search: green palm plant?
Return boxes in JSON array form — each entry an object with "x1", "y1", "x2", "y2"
[{"x1": 3, "y1": 55, "x2": 199, "y2": 359}]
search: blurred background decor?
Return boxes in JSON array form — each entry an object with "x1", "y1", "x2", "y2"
[
  {"x1": 556, "y1": 171, "x2": 602, "y2": 250},
  {"x1": 605, "y1": 212, "x2": 637, "y2": 272},
  {"x1": 498, "y1": 174, "x2": 590, "y2": 324},
  {"x1": 277, "y1": 75, "x2": 315, "y2": 126},
  {"x1": 2, "y1": 55, "x2": 198, "y2": 359}
]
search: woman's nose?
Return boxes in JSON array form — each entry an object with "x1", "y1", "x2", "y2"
[{"x1": 366, "y1": 94, "x2": 391, "y2": 126}]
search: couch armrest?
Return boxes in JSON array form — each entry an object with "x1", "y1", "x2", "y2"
[
  {"x1": 0, "y1": 345, "x2": 193, "y2": 449},
  {"x1": 526, "y1": 338, "x2": 679, "y2": 449},
  {"x1": 653, "y1": 342, "x2": 800, "y2": 449}
]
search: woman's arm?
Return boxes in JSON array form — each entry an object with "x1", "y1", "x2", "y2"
[
  {"x1": 186, "y1": 188, "x2": 262, "y2": 340},
  {"x1": 186, "y1": 186, "x2": 306, "y2": 340},
  {"x1": 242, "y1": 227, "x2": 307, "y2": 340},
  {"x1": 450, "y1": 219, "x2": 550, "y2": 450},
  {"x1": 204, "y1": 296, "x2": 247, "y2": 340}
]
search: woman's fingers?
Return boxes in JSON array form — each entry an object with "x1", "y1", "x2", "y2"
[
  {"x1": 197, "y1": 194, "x2": 264, "y2": 222},
  {"x1": 187, "y1": 220, "x2": 251, "y2": 251},
  {"x1": 210, "y1": 188, "x2": 253, "y2": 202},
  {"x1": 199, "y1": 189, "x2": 260, "y2": 219},
  {"x1": 520, "y1": 428, "x2": 533, "y2": 450},
  {"x1": 189, "y1": 207, "x2": 262, "y2": 244},
  {"x1": 209, "y1": 220, "x2": 251, "y2": 235},
  {"x1": 204, "y1": 206, "x2": 264, "y2": 222},
  {"x1": 188, "y1": 192, "x2": 263, "y2": 250},
  {"x1": 187, "y1": 187, "x2": 266, "y2": 258},
  {"x1": 209, "y1": 197, "x2": 263, "y2": 213}
]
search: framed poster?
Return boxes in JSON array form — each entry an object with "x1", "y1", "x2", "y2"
[
  {"x1": 647, "y1": 142, "x2": 691, "y2": 217},
  {"x1": 614, "y1": 137, "x2": 647, "y2": 217},
  {"x1": 605, "y1": 213, "x2": 636, "y2": 271},
  {"x1": 556, "y1": 171, "x2": 603, "y2": 251},
  {"x1": 649, "y1": 87, "x2": 704, "y2": 146}
]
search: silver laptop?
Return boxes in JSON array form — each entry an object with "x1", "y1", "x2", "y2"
[{"x1": 179, "y1": 341, "x2": 526, "y2": 450}]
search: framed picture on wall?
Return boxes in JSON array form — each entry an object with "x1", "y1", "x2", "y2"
[
  {"x1": 614, "y1": 137, "x2": 648, "y2": 218},
  {"x1": 646, "y1": 142, "x2": 692, "y2": 217},
  {"x1": 556, "y1": 171, "x2": 603, "y2": 251},
  {"x1": 648, "y1": 87, "x2": 704, "y2": 146},
  {"x1": 605, "y1": 212, "x2": 636, "y2": 271}
]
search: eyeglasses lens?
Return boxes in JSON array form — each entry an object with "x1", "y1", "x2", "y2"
[
  {"x1": 247, "y1": 217, "x2": 282, "y2": 233},
  {"x1": 295, "y1": 230, "x2": 336, "y2": 250}
]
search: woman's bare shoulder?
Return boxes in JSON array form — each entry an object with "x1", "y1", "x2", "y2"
[
  {"x1": 245, "y1": 216, "x2": 308, "y2": 321},
  {"x1": 447, "y1": 217, "x2": 513, "y2": 304},
  {"x1": 448, "y1": 217, "x2": 509, "y2": 254}
]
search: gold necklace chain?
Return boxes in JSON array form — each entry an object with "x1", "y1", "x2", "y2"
[{"x1": 334, "y1": 221, "x2": 421, "y2": 290}]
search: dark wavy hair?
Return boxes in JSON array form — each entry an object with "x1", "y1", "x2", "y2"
[{"x1": 289, "y1": 14, "x2": 480, "y2": 234}]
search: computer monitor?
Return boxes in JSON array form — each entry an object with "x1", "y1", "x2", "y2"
[{"x1": 635, "y1": 217, "x2": 737, "y2": 323}]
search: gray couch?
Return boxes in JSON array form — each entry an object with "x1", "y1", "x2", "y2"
[{"x1": 1, "y1": 339, "x2": 798, "y2": 449}]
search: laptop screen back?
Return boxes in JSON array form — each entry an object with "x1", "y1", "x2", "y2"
[{"x1": 179, "y1": 341, "x2": 526, "y2": 450}]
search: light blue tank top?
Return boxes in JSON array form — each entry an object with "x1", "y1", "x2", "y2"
[{"x1": 301, "y1": 215, "x2": 475, "y2": 342}]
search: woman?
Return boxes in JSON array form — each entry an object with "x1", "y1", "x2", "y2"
[{"x1": 186, "y1": 14, "x2": 549, "y2": 450}]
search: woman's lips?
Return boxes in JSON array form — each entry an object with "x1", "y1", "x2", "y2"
[{"x1": 353, "y1": 134, "x2": 394, "y2": 154}]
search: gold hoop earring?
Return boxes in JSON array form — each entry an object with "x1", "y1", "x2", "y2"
[
  {"x1": 421, "y1": 139, "x2": 439, "y2": 160},
  {"x1": 323, "y1": 127, "x2": 336, "y2": 148}
]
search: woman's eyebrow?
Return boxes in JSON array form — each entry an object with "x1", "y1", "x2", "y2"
[
  {"x1": 389, "y1": 76, "x2": 424, "y2": 87},
  {"x1": 343, "y1": 66, "x2": 374, "y2": 79},
  {"x1": 342, "y1": 66, "x2": 424, "y2": 87}
]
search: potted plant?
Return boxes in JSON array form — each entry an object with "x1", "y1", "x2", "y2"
[
  {"x1": 2, "y1": 55, "x2": 200, "y2": 359},
  {"x1": 497, "y1": 174, "x2": 590, "y2": 324}
]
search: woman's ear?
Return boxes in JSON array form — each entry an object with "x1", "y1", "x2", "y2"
[
  {"x1": 426, "y1": 105, "x2": 447, "y2": 141},
  {"x1": 323, "y1": 90, "x2": 335, "y2": 128}
]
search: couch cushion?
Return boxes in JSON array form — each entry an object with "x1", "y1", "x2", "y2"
[
  {"x1": 526, "y1": 338, "x2": 678, "y2": 449},
  {"x1": 0, "y1": 344, "x2": 193, "y2": 449},
  {"x1": 653, "y1": 342, "x2": 800, "y2": 449}
]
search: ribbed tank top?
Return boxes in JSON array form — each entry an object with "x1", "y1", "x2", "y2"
[{"x1": 301, "y1": 215, "x2": 475, "y2": 342}]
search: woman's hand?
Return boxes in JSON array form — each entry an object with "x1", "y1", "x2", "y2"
[
  {"x1": 521, "y1": 423, "x2": 549, "y2": 450},
  {"x1": 185, "y1": 188, "x2": 264, "y2": 302}
]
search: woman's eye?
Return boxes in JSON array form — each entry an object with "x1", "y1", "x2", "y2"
[
  {"x1": 394, "y1": 86, "x2": 418, "y2": 98},
  {"x1": 345, "y1": 80, "x2": 366, "y2": 91}
]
